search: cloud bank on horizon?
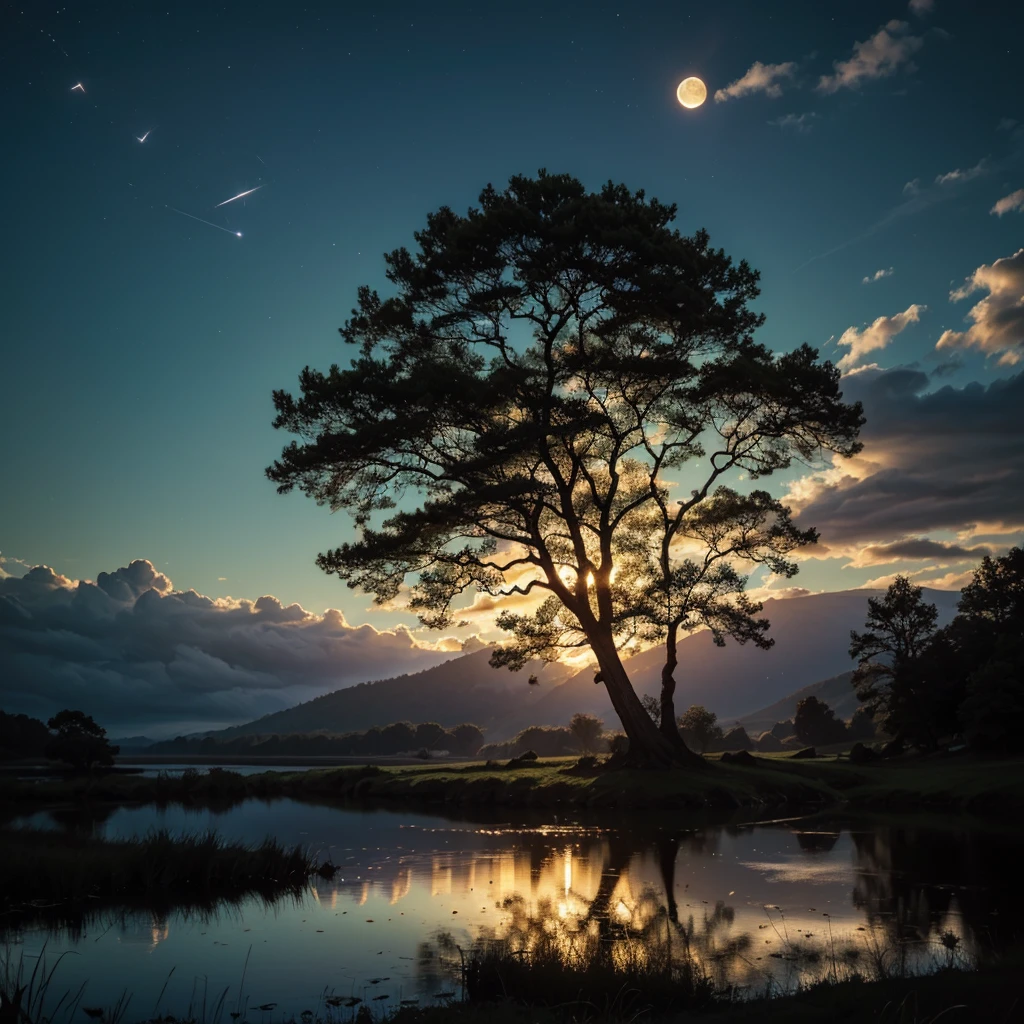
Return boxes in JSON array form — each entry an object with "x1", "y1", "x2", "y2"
[{"x1": 0, "y1": 559, "x2": 459, "y2": 736}]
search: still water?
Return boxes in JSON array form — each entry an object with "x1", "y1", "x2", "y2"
[{"x1": 5, "y1": 799, "x2": 1020, "y2": 1014}]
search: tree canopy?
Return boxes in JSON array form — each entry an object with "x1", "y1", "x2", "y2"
[
  {"x1": 269, "y1": 170, "x2": 863, "y2": 765},
  {"x1": 46, "y1": 710, "x2": 118, "y2": 772}
]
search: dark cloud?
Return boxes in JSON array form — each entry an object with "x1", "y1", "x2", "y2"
[
  {"x1": 793, "y1": 368, "x2": 1024, "y2": 550},
  {"x1": 852, "y1": 538, "x2": 992, "y2": 567},
  {"x1": 0, "y1": 561, "x2": 453, "y2": 736}
]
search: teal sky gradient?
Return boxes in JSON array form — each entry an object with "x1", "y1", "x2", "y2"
[{"x1": 2, "y1": 0, "x2": 1022, "y2": 629}]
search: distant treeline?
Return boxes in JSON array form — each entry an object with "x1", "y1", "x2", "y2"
[
  {"x1": 0, "y1": 710, "x2": 51, "y2": 760},
  {"x1": 479, "y1": 726, "x2": 582, "y2": 759},
  {"x1": 148, "y1": 721, "x2": 486, "y2": 757}
]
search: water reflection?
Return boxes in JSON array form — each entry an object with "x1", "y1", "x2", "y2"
[{"x1": 4, "y1": 803, "x2": 1021, "y2": 1011}]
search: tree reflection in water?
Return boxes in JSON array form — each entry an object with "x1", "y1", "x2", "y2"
[{"x1": 419, "y1": 818, "x2": 1021, "y2": 1000}]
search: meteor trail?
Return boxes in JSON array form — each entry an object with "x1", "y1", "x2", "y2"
[
  {"x1": 215, "y1": 185, "x2": 263, "y2": 208},
  {"x1": 71, "y1": 82, "x2": 85, "y2": 92},
  {"x1": 136, "y1": 130, "x2": 151, "y2": 143},
  {"x1": 167, "y1": 206, "x2": 243, "y2": 238}
]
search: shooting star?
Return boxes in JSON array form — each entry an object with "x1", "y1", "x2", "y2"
[
  {"x1": 167, "y1": 206, "x2": 243, "y2": 238},
  {"x1": 215, "y1": 185, "x2": 263, "y2": 208},
  {"x1": 71, "y1": 82, "x2": 85, "y2": 92},
  {"x1": 136, "y1": 130, "x2": 151, "y2": 143}
]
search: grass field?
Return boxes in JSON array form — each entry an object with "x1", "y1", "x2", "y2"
[{"x1": 3, "y1": 751, "x2": 1023, "y2": 817}]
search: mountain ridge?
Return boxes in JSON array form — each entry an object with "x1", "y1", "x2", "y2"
[{"x1": 195, "y1": 588, "x2": 960, "y2": 743}]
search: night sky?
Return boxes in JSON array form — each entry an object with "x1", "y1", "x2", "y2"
[{"x1": 2, "y1": 1, "x2": 1022, "y2": 732}]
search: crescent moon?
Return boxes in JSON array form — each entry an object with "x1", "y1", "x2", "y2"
[{"x1": 676, "y1": 77, "x2": 707, "y2": 109}]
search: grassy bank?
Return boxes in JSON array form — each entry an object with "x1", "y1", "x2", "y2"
[
  {"x1": 2, "y1": 752, "x2": 1024, "y2": 817},
  {"x1": 0, "y1": 827, "x2": 323, "y2": 934}
]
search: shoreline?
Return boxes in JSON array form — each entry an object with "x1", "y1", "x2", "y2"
[{"x1": 2, "y1": 751, "x2": 1022, "y2": 818}]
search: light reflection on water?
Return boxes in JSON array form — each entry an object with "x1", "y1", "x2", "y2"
[{"x1": 4, "y1": 799, "x2": 1019, "y2": 1013}]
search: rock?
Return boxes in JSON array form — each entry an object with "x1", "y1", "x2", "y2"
[
  {"x1": 756, "y1": 732, "x2": 784, "y2": 752},
  {"x1": 790, "y1": 746, "x2": 817, "y2": 759},
  {"x1": 848, "y1": 742, "x2": 879, "y2": 765},
  {"x1": 721, "y1": 749, "x2": 758, "y2": 767},
  {"x1": 506, "y1": 749, "x2": 539, "y2": 768}
]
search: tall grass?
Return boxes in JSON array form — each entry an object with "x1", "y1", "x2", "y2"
[{"x1": 0, "y1": 828, "x2": 323, "y2": 936}]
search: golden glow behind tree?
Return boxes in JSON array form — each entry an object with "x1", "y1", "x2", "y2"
[{"x1": 268, "y1": 171, "x2": 863, "y2": 766}]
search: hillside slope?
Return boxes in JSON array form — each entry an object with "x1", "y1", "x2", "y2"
[
  {"x1": 495, "y1": 588, "x2": 960, "y2": 735},
  {"x1": 209, "y1": 647, "x2": 572, "y2": 740},
  {"x1": 206, "y1": 587, "x2": 959, "y2": 743},
  {"x1": 736, "y1": 671, "x2": 858, "y2": 735}
]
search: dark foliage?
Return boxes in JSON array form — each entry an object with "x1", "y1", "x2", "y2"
[
  {"x1": 794, "y1": 696, "x2": 848, "y2": 747},
  {"x1": 479, "y1": 726, "x2": 578, "y2": 759},
  {"x1": 150, "y1": 721, "x2": 485, "y2": 758},
  {"x1": 568, "y1": 712, "x2": 604, "y2": 754},
  {"x1": 677, "y1": 705, "x2": 723, "y2": 753},
  {"x1": 45, "y1": 710, "x2": 119, "y2": 772},
  {"x1": 846, "y1": 707, "x2": 876, "y2": 742},
  {"x1": 0, "y1": 711, "x2": 50, "y2": 761},
  {"x1": 850, "y1": 550, "x2": 1024, "y2": 753}
]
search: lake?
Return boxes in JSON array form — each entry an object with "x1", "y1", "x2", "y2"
[{"x1": 4, "y1": 799, "x2": 1021, "y2": 1015}]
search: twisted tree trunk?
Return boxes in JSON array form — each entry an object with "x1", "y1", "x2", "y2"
[{"x1": 590, "y1": 632, "x2": 705, "y2": 768}]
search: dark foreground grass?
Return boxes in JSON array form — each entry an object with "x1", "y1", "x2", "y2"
[
  {"x1": 0, "y1": 827, "x2": 322, "y2": 934},
  {"x1": 3, "y1": 752, "x2": 1024, "y2": 817},
  {"x1": 3, "y1": 954, "x2": 1021, "y2": 1024}
]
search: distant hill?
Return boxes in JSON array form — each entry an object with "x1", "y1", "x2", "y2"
[
  {"x1": 202, "y1": 587, "x2": 960, "y2": 743},
  {"x1": 204, "y1": 647, "x2": 573, "y2": 741},
  {"x1": 735, "y1": 671, "x2": 858, "y2": 736},
  {"x1": 490, "y1": 588, "x2": 960, "y2": 736}
]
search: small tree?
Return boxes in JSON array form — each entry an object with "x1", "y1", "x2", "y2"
[
  {"x1": 448, "y1": 723, "x2": 486, "y2": 755},
  {"x1": 794, "y1": 696, "x2": 848, "y2": 746},
  {"x1": 677, "y1": 705, "x2": 722, "y2": 754},
  {"x1": 46, "y1": 710, "x2": 118, "y2": 772},
  {"x1": 849, "y1": 576, "x2": 941, "y2": 748},
  {"x1": 569, "y1": 712, "x2": 605, "y2": 754},
  {"x1": 640, "y1": 693, "x2": 661, "y2": 725}
]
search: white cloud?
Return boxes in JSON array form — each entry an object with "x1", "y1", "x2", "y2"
[
  {"x1": 817, "y1": 20, "x2": 923, "y2": 94},
  {"x1": 836, "y1": 303, "x2": 926, "y2": 371},
  {"x1": 768, "y1": 112, "x2": 818, "y2": 133},
  {"x1": 908, "y1": 0, "x2": 934, "y2": 15},
  {"x1": 903, "y1": 178, "x2": 921, "y2": 195},
  {"x1": 715, "y1": 61, "x2": 797, "y2": 103},
  {"x1": 937, "y1": 249, "x2": 1024, "y2": 364},
  {"x1": 862, "y1": 267, "x2": 894, "y2": 284},
  {"x1": 991, "y1": 189, "x2": 1024, "y2": 216},
  {"x1": 0, "y1": 559, "x2": 454, "y2": 735},
  {"x1": 934, "y1": 159, "x2": 988, "y2": 186}
]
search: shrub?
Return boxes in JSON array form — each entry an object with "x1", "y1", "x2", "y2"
[{"x1": 794, "y1": 697, "x2": 848, "y2": 747}]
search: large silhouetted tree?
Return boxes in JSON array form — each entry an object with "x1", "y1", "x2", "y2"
[{"x1": 269, "y1": 171, "x2": 863, "y2": 766}]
